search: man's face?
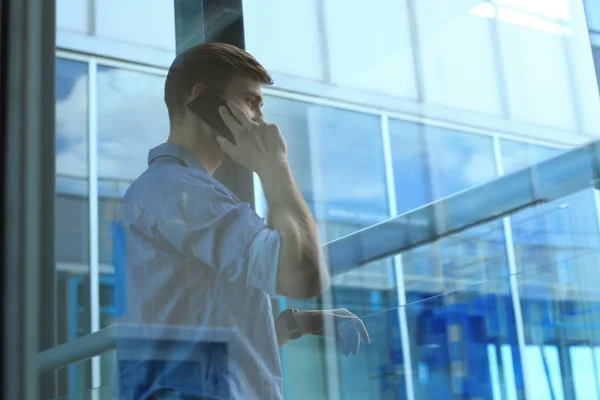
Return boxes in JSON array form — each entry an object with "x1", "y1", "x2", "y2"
[{"x1": 221, "y1": 74, "x2": 265, "y2": 125}]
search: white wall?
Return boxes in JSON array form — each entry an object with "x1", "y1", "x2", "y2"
[{"x1": 57, "y1": 0, "x2": 175, "y2": 51}]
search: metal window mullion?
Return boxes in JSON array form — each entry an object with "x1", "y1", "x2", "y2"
[
  {"x1": 406, "y1": 0, "x2": 425, "y2": 103},
  {"x1": 316, "y1": 0, "x2": 331, "y2": 83},
  {"x1": 588, "y1": 188, "x2": 600, "y2": 399},
  {"x1": 381, "y1": 113, "x2": 416, "y2": 400},
  {"x1": 493, "y1": 135, "x2": 531, "y2": 400},
  {"x1": 306, "y1": 106, "x2": 342, "y2": 400},
  {"x1": 560, "y1": 16, "x2": 585, "y2": 134},
  {"x1": 87, "y1": 0, "x2": 96, "y2": 36},
  {"x1": 489, "y1": 1, "x2": 512, "y2": 119},
  {"x1": 87, "y1": 58, "x2": 102, "y2": 391}
]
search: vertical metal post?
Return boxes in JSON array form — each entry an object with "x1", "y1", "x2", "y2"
[
  {"x1": 406, "y1": 0, "x2": 426, "y2": 103},
  {"x1": 488, "y1": 1, "x2": 512, "y2": 119},
  {"x1": 88, "y1": 57, "x2": 102, "y2": 394},
  {"x1": 493, "y1": 135, "x2": 530, "y2": 400},
  {"x1": 306, "y1": 106, "x2": 342, "y2": 400},
  {"x1": 3, "y1": 0, "x2": 57, "y2": 399},
  {"x1": 174, "y1": 0, "x2": 255, "y2": 207},
  {"x1": 381, "y1": 113, "x2": 416, "y2": 400}
]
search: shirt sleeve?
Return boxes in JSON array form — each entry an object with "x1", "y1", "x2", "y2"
[{"x1": 154, "y1": 176, "x2": 281, "y2": 296}]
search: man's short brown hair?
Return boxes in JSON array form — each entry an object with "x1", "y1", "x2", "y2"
[{"x1": 164, "y1": 42, "x2": 273, "y2": 122}]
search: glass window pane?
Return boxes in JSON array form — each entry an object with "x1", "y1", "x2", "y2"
[
  {"x1": 503, "y1": 141, "x2": 600, "y2": 400},
  {"x1": 584, "y1": 0, "x2": 600, "y2": 31},
  {"x1": 96, "y1": 65, "x2": 169, "y2": 391},
  {"x1": 48, "y1": 1, "x2": 600, "y2": 397},
  {"x1": 260, "y1": 97, "x2": 401, "y2": 398},
  {"x1": 417, "y1": 2, "x2": 503, "y2": 115},
  {"x1": 97, "y1": 65, "x2": 168, "y2": 181},
  {"x1": 308, "y1": 106, "x2": 388, "y2": 222},
  {"x1": 498, "y1": 7, "x2": 576, "y2": 129},
  {"x1": 263, "y1": 96, "x2": 389, "y2": 226},
  {"x1": 404, "y1": 269, "x2": 521, "y2": 399},
  {"x1": 263, "y1": 96, "x2": 394, "y2": 293},
  {"x1": 500, "y1": 139, "x2": 562, "y2": 174},
  {"x1": 427, "y1": 127, "x2": 496, "y2": 198},
  {"x1": 389, "y1": 119, "x2": 432, "y2": 215},
  {"x1": 592, "y1": 45, "x2": 600, "y2": 93},
  {"x1": 262, "y1": 97, "x2": 314, "y2": 202},
  {"x1": 57, "y1": 58, "x2": 88, "y2": 178},
  {"x1": 243, "y1": 0, "x2": 325, "y2": 81},
  {"x1": 283, "y1": 258, "x2": 402, "y2": 399},
  {"x1": 323, "y1": 0, "x2": 417, "y2": 98},
  {"x1": 55, "y1": 57, "x2": 92, "y2": 397}
]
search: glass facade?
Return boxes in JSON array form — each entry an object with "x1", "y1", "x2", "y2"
[{"x1": 46, "y1": 0, "x2": 600, "y2": 399}]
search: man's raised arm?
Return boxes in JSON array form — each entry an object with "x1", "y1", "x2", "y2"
[{"x1": 217, "y1": 101, "x2": 330, "y2": 299}]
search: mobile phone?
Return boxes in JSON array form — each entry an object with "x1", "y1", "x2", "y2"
[{"x1": 187, "y1": 88, "x2": 237, "y2": 145}]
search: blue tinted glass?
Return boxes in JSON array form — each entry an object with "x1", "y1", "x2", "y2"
[
  {"x1": 56, "y1": 57, "x2": 87, "y2": 101},
  {"x1": 263, "y1": 96, "x2": 397, "y2": 398},
  {"x1": 501, "y1": 139, "x2": 561, "y2": 175},
  {"x1": 389, "y1": 119, "x2": 432, "y2": 214},
  {"x1": 262, "y1": 96, "x2": 314, "y2": 202},
  {"x1": 592, "y1": 45, "x2": 600, "y2": 93},
  {"x1": 96, "y1": 65, "x2": 168, "y2": 266},
  {"x1": 55, "y1": 58, "x2": 89, "y2": 264},
  {"x1": 427, "y1": 127, "x2": 496, "y2": 198},
  {"x1": 263, "y1": 96, "x2": 389, "y2": 230},
  {"x1": 584, "y1": 0, "x2": 600, "y2": 32},
  {"x1": 402, "y1": 274, "x2": 522, "y2": 399},
  {"x1": 501, "y1": 140, "x2": 600, "y2": 398},
  {"x1": 97, "y1": 65, "x2": 168, "y2": 181},
  {"x1": 395, "y1": 127, "x2": 520, "y2": 399},
  {"x1": 56, "y1": 58, "x2": 88, "y2": 178},
  {"x1": 55, "y1": 57, "x2": 92, "y2": 396},
  {"x1": 311, "y1": 106, "x2": 387, "y2": 221}
]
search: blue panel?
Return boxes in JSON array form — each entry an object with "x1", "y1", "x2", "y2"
[{"x1": 113, "y1": 221, "x2": 127, "y2": 317}]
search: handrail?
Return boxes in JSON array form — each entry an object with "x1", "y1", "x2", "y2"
[
  {"x1": 323, "y1": 140, "x2": 600, "y2": 276},
  {"x1": 38, "y1": 139, "x2": 600, "y2": 374},
  {"x1": 38, "y1": 326, "x2": 116, "y2": 374},
  {"x1": 37, "y1": 324, "x2": 239, "y2": 374}
]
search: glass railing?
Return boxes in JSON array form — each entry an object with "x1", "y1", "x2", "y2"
[
  {"x1": 41, "y1": 140, "x2": 600, "y2": 399},
  {"x1": 51, "y1": 386, "x2": 112, "y2": 400}
]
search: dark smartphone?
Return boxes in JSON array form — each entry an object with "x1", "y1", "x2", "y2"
[{"x1": 187, "y1": 88, "x2": 237, "y2": 145}]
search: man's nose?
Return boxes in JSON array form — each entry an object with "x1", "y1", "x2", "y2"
[{"x1": 252, "y1": 112, "x2": 266, "y2": 125}]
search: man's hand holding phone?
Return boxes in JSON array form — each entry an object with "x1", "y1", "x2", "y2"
[{"x1": 217, "y1": 101, "x2": 288, "y2": 177}]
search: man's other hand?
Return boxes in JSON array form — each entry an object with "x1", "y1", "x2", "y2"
[{"x1": 295, "y1": 309, "x2": 371, "y2": 356}]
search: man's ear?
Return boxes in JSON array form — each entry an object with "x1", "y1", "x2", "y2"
[{"x1": 189, "y1": 83, "x2": 206, "y2": 101}]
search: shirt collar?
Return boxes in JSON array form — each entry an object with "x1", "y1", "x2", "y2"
[{"x1": 147, "y1": 142, "x2": 208, "y2": 173}]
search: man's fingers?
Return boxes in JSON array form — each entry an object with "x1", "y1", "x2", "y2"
[
  {"x1": 344, "y1": 327, "x2": 360, "y2": 355},
  {"x1": 218, "y1": 106, "x2": 243, "y2": 140},
  {"x1": 215, "y1": 136, "x2": 236, "y2": 157},
  {"x1": 355, "y1": 319, "x2": 371, "y2": 344},
  {"x1": 337, "y1": 315, "x2": 370, "y2": 344},
  {"x1": 227, "y1": 100, "x2": 257, "y2": 130}
]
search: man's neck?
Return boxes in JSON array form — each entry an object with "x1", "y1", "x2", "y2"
[{"x1": 167, "y1": 129, "x2": 222, "y2": 175}]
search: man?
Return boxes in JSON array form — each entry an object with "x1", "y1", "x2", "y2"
[{"x1": 114, "y1": 42, "x2": 370, "y2": 400}]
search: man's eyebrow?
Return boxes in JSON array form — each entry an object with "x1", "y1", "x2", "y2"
[{"x1": 244, "y1": 91, "x2": 263, "y2": 102}]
